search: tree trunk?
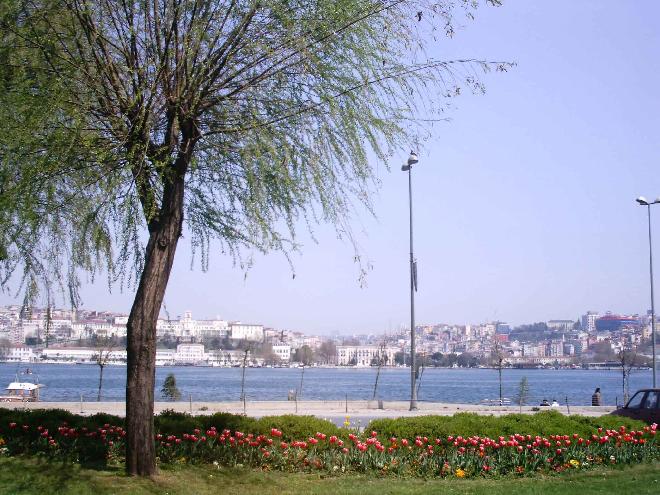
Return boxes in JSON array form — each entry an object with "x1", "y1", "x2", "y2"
[
  {"x1": 97, "y1": 363, "x2": 104, "y2": 402},
  {"x1": 498, "y1": 362, "x2": 503, "y2": 406},
  {"x1": 125, "y1": 167, "x2": 187, "y2": 476}
]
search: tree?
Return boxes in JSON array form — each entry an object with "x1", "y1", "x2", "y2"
[
  {"x1": 94, "y1": 337, "x2": 116, "y2": 401},
  {"x1": 0, "y1": 338, "x2": 11, "y2": 361},
  {"x1": 514, "y1": 376, "x2": 530, "y2": 413},
  {"x1": 293, "y1": 345, "x2": 314, "y2": 366},
  {"x1": 1, "y1": 0, "x2": 509, "y2": 476},
  {"x1": 293, "y1": 344, "x2": 314, "y2": 398},
  {"x1": 618, "y1": 347, "x2": 640, "y2": 404},
  {"x1": 316, "y1": 341, "x2": 337, "y2": 365},
  {"x1": 371, "y1": 343, "x2": 388, "y2": 400},
  {"x1": 161, "y1": 373, "x2": 181, "y2": 401},
  {"x1": 491, "y1": 340, "x2": 507, "y2": 405}
]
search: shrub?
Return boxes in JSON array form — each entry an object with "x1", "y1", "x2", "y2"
[
  {"x1": 252, "y1": 415, "x2": 340, "y2": 441},
  {"x1": 154, "y1": 410, "x2": 202, "y2": 436},
  {"x1": 366, "y1": 411, "x2": 648, "y2": 440}
]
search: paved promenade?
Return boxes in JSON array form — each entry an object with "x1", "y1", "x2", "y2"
[{"x1": 0, "y1": 400, "x2": 616, "y2": 421}]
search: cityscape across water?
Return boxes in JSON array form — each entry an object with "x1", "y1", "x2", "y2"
[{"x1": 1, "y1": 363, "x2": 652, "y2": 407}]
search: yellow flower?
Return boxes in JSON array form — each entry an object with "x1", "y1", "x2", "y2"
[
  {"x1": 455, "y1": 468, "x2": 466, "y2": 478},
  {"x1": 569, "y1": 459, "x2": 580, "y2": 468},
  {"x1": 0, "y1": 438, "x2": 5, "y2": 446}
]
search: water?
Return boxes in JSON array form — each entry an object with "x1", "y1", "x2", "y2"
[{"x1": 0, "y1": 363, "x2": 653, "y2": 406}]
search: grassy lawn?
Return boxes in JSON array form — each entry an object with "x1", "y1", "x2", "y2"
[{"x1": 0, "y1": 458, "x2": 658, "y2": 495}]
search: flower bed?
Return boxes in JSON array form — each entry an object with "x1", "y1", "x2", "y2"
[{"x1": 0, "y1": 418, "x2": 657, "y2": 477}]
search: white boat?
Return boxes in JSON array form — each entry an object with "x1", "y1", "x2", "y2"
[{"x1": 0, "y1": 382, "x2": 44, "y2": 402}]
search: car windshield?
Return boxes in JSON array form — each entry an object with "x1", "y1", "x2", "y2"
[{"x1": 626, "y1": 391, "x2": 646, "y2": 409}]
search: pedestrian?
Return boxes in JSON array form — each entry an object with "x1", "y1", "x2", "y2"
[{"x1": 591, "y1": 387, "x2": 602, "y2": 406}]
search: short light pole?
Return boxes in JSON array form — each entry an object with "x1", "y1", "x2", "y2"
[
  {"x1": 636, "y1": 196, "x2": 659, "y2": 387},
  {"x1": 402, "y1": 151, "x2": 419, "y2": 410}
]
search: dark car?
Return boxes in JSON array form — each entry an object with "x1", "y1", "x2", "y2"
[{"x1": 610, "y1": 388, "x2": 660, "y2": 424}]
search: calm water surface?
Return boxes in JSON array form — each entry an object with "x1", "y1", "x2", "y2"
[{"x1": 0, "y1": 363, "x2": 653, "y2": 406}]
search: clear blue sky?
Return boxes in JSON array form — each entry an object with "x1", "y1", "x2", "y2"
[{"x1": 4, "y1": 1, "x2": 660, "y2": 334}]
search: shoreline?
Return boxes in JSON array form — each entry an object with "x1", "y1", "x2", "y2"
[{"x1": 0, "y1": 400, "x2": 616, "y2": 419}]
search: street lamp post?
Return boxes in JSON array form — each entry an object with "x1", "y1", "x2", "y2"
[
  {"x1": 402, "y1": 151, "x2": 419, "y2": 410},
  {"x1": 636, "y1": 196, "x2": 660, "y2": 388}
]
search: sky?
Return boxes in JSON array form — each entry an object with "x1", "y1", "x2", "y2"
[{"x1": 3, "y1": 1, "x2": 660, "y2": 335}]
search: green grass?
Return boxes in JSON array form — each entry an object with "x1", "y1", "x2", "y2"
[{"x1": 0, "y1": 457, "x2": 658, "y2": 495}]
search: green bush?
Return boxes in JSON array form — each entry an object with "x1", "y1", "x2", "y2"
[
  {"x1": 252, "y1": 415, "x2": 340, "y2": 440},
  {"x1": 0, "y1": 408, "x2": 124, "y2": 432},
  {"x1": 366, "y1": 411, "x2": 648, "y2": 440},
  {"x1": 197, "y1": 412, "x2": 256, "y2": 433},
  {"x1": 154, "y1": 410, "x2": 203, "y2": 436}
]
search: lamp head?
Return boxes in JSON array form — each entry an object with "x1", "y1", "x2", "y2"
[
  {"x1": 636, "y1": 196, "x2": 649, "y2": 206},
  {"x1": 407, "y1": 151, "x2": 419, "y2": 166}
]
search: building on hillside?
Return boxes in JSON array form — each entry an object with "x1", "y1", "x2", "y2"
[
  {"x1": 547, "y1": 320, "x2": 574, "y2": 331},
  {"x1": 2, "y1": 345, "x2": 37, "y2": 363},
  {"x1": 272, "y1": 344, "x2": 291, "y2": 362},
  {"x1": 581, "y1": 312, "x2": 599, "y2": 332},
  {"x1": 595, "y1": 313, "x2": 640, "y2": 332},
  {"x1": 175, "y1": 343, "x2": 205, "y2": 364},
  {"x1": 230, "y1": 323, "x2": 264, "y2": 342},
  {"x1": 336, "y1": 345, "x2": 398, "y2": 366}
]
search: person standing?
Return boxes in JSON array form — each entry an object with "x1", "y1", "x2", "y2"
[{"x1": 591, "y1": 387, "x2": 602, "y2": 406}]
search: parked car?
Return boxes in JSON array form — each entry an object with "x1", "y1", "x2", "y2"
[{"x1": 610, "y1": 388, "x2": 660, "y2": 424}]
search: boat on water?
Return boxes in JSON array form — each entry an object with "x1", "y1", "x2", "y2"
[{"x1": 0, "y1": 382, "x2": 44, "y2": 402}]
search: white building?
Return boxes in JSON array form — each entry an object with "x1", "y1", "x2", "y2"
[
  {"x1": 230, "y1": 323, "x2": 264, "y2": 342},
  {"x1": 272, "y1": 344, "x2": 291, "y2": 362},
  {"x1": 41, "y1": 347, "x2": 127, "y2": 363},
  {"x1": 336, "y1": 345, "x2": 398, "y2": 366},
  {"x1": 547, "y1": 320, "x2": 574, "y2": 331},
  {"x1": 2, "y1": 346, "x2": 37, "y2": 363},
  {"x1": 174, "y1": 343, "x2": 206, "y2": 364},
  {"x1": 581, "y1": 312, "x2": 600, "y2": 333}
]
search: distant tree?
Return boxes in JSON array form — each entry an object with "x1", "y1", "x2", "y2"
[
  {"x1": 294, "y1": 345, "x2": 314, "y2": 398},
  {"x1": 240, "y1": 349, "x2": 250, "y2": 402},
  {"x1": 93, "y1": 337, "x2": 116, "y2": 402},
  {"x1": 371, "y1": 343, "x2": 388, "y2": 400},
  {"x1": 161, "y1": 374, "x2": 181, "y2": 401},
  {"x1": 317, "y1": 341, "x2": 337, "y2": 365},
  {"x1": 159, "y1": 333, "x2": 178, "y2": 350},
  {"x1": 457, "y1": 352, "x2": 477, "y2": 368},
  {"x1": 293, "y1": 345, "x2": 314, "y2": 366},
  {"x1": 394, "y1": 351, "x2": 405, "y2": 366},
  {"x1": 0, "y1": 338, "x2": 11, "y2": 361},
  {"x1": 618, "y1": 348, "x2": 641, "y2": 404},
  {"x1": 591, "y1": 341, "x2": 617, "y2": 362},
  {"x1": 514, "y1": 376, "x2": 530, "y2": 413},
  {"x1": 491, "y1": 340, "x2": 507, "y2": 405}
]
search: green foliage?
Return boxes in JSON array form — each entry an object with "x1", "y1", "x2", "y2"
[
  {"x1": 367, "y1": 411, "x2": 648, "y2": 440},
  {"x1": 161, "y1": 374, "x2": 182, "y2": 401},
  {"x1": 515, "y1": 376, "x2": 530, "y2": 410},
  {"x1": 0, "y1": 408, "x2": 124, "y2": 432},
  {"x1": 0, "y1": 0, "x2": 510, "y2": 301},
  {"x1": 253, "y1": 415, "x2": 340, "y2": 440}
]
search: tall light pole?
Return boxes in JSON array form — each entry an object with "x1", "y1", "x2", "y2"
[
  {"x1": 636, "y1": 196, "x2": 659, "y2": 387},
  {"x1": 402, "y1": 151, "x2": 419, "y2": 410}
]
